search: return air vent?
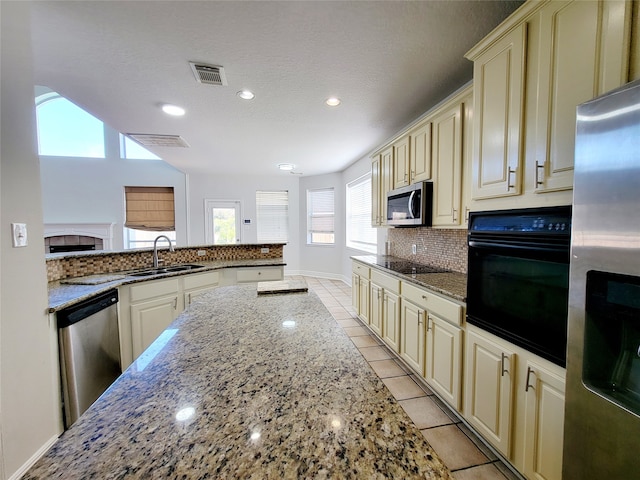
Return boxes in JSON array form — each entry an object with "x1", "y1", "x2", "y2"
[
  {"x1": 189, "y1": 62, "x2": 228, "y2": 86},
  {"x1": 126, "y1": 134, "x2": 190, "y2": 148}
]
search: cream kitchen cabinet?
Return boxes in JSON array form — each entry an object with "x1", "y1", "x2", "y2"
[
  {"x1": 392, "y1": 136, "x2": 410, "y2": 189},
  {"x1": 466, "y1": 0, "x2": 634, "y2": 209},
  {"x1": 370, "y1": 269, "x2": 401, "y2": 352},
  {"x1": 233, "y1": 266, "x2": 283, "y2": 283},
  {"x1": 352, "y1": 261, "x2": 370, "y2": 324},
  {"x1": 465, "y1": 325, "x2": 566, "y2": 478},
  {"x1": 402, "y1": 281, "x2": 464, "y2": 410},
  {"x1": 183, "y1": 270, "x2": 220, "y2": 306},
  {"x1": 371, "y1": 146, "x2": 394, "y2": 226},
  {"x1": 431, "y1": 86, "x2": 472, "y2": 228},
  {"x1": 425, "y1": 313, "x2": 463, "y2": 410},
  {"x1": 409, "y1": 121, "x2": 432, "y2": 184},
  {"x1": 399, "y1": 298, "x2": 426, "y2": 375},
  {"x1": 127, "y1": 277, "x2": 183, "y2": 364}
]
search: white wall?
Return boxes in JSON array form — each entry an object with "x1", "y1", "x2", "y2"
[
  {"x1": 39, "y1": 129, "x2": 188, "y2": 250},
  {"x1": 298, "y1": 173, "x2": 344, "y2": 278},
  {"x1": 1, "y1": 3, "x2": 61, "y2": 478},
  {"x1": 187, "y1": 173, "x2": 301, "y2": 272}
]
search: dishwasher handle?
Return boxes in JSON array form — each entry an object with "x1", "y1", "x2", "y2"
[{"x1": 57, "y1": 289, "x2": 118, "y2": 329}]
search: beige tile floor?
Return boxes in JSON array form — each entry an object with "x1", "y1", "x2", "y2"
[{"x1": 298, "y1": 276, "x2": 523, "y2": 480}]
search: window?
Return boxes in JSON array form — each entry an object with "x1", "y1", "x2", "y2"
[
  {"x1": 120, "y1": 134, "x2": 161, "y2": 160},
  {"x1": 36, "y1": 93, "x2": 106, "y2": 158},
  {"x1": 307, "y1": 188, "x2": 335, "y2": 245},
  {"x1": 124, "y1": 186, "x2": 175, "y2": 249},
  {"x1": 346, "y1": 174, "x2": 377, "y2": 253},
  {"x1": 256, "y1": 191, "x2": 289, "y2": 242}
]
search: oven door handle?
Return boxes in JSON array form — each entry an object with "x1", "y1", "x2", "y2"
[{"x1": 468, "y1": 240, "x2": 566, "y2": 253}]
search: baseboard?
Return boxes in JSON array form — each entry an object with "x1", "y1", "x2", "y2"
[
  {"x1": 8, "y1": 434, "x2": 58, "y2": 480},
  {"x1": 285, "y1": 270, "x2": 350, "y2": 285}
]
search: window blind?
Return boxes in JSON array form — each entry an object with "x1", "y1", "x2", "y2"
[
  {"x1": 256, "y1": 190, "x2": 289, "y2": 242},
  {"x1": 124, "y1": 186, "x2": 175, "y2": 231},
  {"x1": 346, "y1": 174, "x2": 377, "y2": 253},
  {"x1": 308, "y1": 188, "x2": 335, "y2": 244}
]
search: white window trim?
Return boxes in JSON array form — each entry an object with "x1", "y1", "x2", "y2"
[
  {"x1": 307, "y1": 187, "x2": 335, "y2": 246},
  {"x1": 346, "y1": 173, "x2": 377, "y2": 254}
]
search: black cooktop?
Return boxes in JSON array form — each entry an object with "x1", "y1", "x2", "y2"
[{"x1": 375, "y1": 260, "x2": 447, "y2": 275}]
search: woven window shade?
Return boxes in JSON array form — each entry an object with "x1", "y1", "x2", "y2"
[{"x1": 125, "y1": 186, "x2": 175, "y2": 231}]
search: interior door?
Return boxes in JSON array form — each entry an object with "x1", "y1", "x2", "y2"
[{"x1": 205, "y1": 200, "x2": 241, "y2": 244}]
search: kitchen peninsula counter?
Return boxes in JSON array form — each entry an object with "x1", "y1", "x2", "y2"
[
  {"x1": 25, "y1": 284, "x2": 452, "y2": 479},
  {"x1": 47, "y1": 258, "x2": 286, "y2": 312}
]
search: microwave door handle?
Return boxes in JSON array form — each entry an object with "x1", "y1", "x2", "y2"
[{"x1": 408, "y1": 191, "x2": 416, "y2": 219}]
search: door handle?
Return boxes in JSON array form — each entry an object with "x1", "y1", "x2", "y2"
[
  {"x1": 508, "y1": 167, "x2": 517, "y2": 190},
  {"x1": 535, "y1": 161, "x2": 545, "y2": 188},
  {"x1": 408, "y1": 191, "x2": 416, "y2": 219},
  {"x1": 525, "y1": 366, "x2": 535, "y2": 392},
  {"x1": 501, "y1": 353, "x2": 509, "y2": 376}
]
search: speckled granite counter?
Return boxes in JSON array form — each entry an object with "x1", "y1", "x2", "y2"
[
  {"x1": 24, "y1": 285, "x2": 452, "y2": 479},
  {"x1": 48, "y1": 258, "x2": 286, "y2": 312},
  {"x1": 351, "y1": 255, "x2": 467, "y2": 302}
]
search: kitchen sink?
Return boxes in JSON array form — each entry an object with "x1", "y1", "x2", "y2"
[{"x1": 129, "y1": 264, "x2": 205, "y2": 277}]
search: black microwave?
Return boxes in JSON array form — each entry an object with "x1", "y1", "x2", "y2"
[{"x1": 386, "y1": 182, "x2": 433, "y2": 226}]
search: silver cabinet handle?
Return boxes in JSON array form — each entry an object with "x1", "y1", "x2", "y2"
[
  {"x1": 418, "y1": 310, "x2": 423, "y2": 325},
  {"x1": 426, "y1": 314, "x2": 432, "y2": 332},
  {"x1": 508, "y1": 167, "x2": 517, "y2": 190},
  {"x1": 501, "y1": 353, "x2": 509, "y2": 376},
  {"x1": 452, "y1": 208, "x2": 458, "y2": 223},
  {"x1": 173, "y1": 297, "x2": 178, "y2": 310},
  {"x1": 525, "y1": 366, "x2": 535, "y2": 392},
  {"x1": 464, "y1": 207, "x2": 470, "y2": 223},
  {"x1": 535, "y1": 161, "x2": 545, "y2": 188}
]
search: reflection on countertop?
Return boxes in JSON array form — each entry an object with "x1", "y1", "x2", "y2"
[
  {"x1": 25, "y1": 284, "x2": 452, "y2": 479},
  {"x1": 352, "y1": 255, "x2": 467, "y2": 302}
]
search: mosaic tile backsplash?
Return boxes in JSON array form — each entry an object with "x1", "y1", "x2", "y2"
[
  {"x1": 387, "y1": 228, "x2": 467, "y2": 274},
  {"x1": 46, "y1": 244, "x2": 284, "y2": 282}
]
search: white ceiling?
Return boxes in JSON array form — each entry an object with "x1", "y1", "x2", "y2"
[{"x1": 29, "y1": 0, "x2": 522, "y2": 177}]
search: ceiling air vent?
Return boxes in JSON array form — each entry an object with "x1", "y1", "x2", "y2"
[
  {"x1": 189, "y1": 62, "x2": 228, "y2": 86},
  {"x1": 126, "y1": 134, "x2": 190, "y2": 148}
]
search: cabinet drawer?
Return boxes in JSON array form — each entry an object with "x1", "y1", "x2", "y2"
[
  {"x1": 183, "y1": 271, "x2": 220, "y2": 290},
  {"x1": 371, "y1": 269, "x2": 400, "y2": 293},
  {"x1": 236, "y1": 267, "x2": 283, "y2": 283},
  {"x1": 402, "y1": 282, "x2": 463, "y2": 326},
  {"x1": 352, "y1": 261, "x2": 370, "y2": 278},
  {"x1": 129, "y1": 278, "x2": 180, "y2": 302}
]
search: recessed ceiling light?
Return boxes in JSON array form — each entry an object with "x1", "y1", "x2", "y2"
[
  {"x1": 237, "y1": 90, "x2": 255, "y2": 100},
  {"x1": 278, "y1": 163, "x2": 295, "y2": 171},
  {"x1": 161, "y1": 104, "x2": 186, "y2": 116},
  {"x1": 325, "y1": 97, "x2": 341, "y2": 107}
]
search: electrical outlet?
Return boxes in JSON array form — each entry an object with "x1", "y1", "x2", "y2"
[
  {"x1": 412, "y1": 244, "x2": 417, "y2": 255},
  {"x1": 197, "y1": 250, "x2": 207, "y2": 256},
  {"x1": 261, "y1": 247, "x2": 269, "y2": 253}
]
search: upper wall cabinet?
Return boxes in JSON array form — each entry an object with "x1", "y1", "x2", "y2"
[
  {"x1": 466, "y1": 0, "x2": 634, "y2": 210},
  {"x1": 371, "y1": 146, "x2": 394, "y2": 226},
  {"x1": 392, "y1": 136, "x2": 410, "y2": 189}
]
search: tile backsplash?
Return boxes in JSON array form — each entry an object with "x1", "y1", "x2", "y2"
[
  {"x1": 387, "y1": 227, "x2": 467, "y2": 273},
  {"x1": 46, "y1": 244, "x2": 284, "y2": 282}
]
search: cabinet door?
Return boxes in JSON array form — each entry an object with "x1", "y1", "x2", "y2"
[
  {"x1": 426, "y1": 315, "x2": 463, "y2": 410},
  {"x1": 369, "y1": 282, "x2": 383, "y2": 336},
  {"x1": 351, "y1": 273, "x2": 360, "y2": 312},
  {"x1": 471, "y1": 23, "x2": 526, "y2": 200},
  {"x1": 383, "y1": 290, "x2": 401, "y2": 352},
  {"x1": 532, "y1": 0, "x2": 627, "y2": 193},
  {"x1": 464, "y1": 329, "x2": 515, "y2": 457},
  {"x1": 393, "y1": 137, "x2": 410, "y2": 189},
  {"x1": 410, "y1": 122, "x2": 432, "y2": 183},
  {"x1": 521, "y1": 360, "x2": 565, "y2": 480},
  {"x1": 400, "y1": 300, "x2": 426, "y2": 375},
  {"x1": 358, "y1": 277, "x2": 370, "y2": 324},
  {"x1": 432, "y1": 103, "x2": 463, "y2": 226},
  {"x1": 130, "y1": 295, "x2": 179, "y2": 359},
  {"x1": 184, "y1": 286, "x2": 217, "y2": 306},
  {"x1": 371, "y1": 155, "x2": 382, "y2": 226},
  {"x1": 381, "y1": 147, "x2": 394, "y2": 223}
]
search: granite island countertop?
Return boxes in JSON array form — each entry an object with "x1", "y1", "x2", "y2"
[
  {"x1": 351, "y1": 255, "x2": 467, "y2": 302},
  {"x1": 48, "y1": 258, "x2": 286, "y2": 312},
  {"x1": 25, "y1": 284, "x2": 453, "y2": 479}
]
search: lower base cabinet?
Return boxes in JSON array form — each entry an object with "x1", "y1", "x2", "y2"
[
  {"x1": 399, "y1": 299, "x2": 426, "y2": 375},
  {"x1": 464, "y1": 326, "x2": 565, "y2": 480},
  {"x1": 426, "y1": 314, "x2": 463, "y2": 410}
]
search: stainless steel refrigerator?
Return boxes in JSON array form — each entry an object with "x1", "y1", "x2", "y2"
[{"x1": 564, "y1": 78, "x2": 640, "y2": 478}]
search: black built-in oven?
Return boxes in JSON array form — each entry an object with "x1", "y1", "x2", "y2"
[{"x1": 466, "y1": 206, "x2": 571, "y2": 367}]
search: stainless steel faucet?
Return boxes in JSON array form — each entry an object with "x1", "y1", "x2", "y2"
[{"x1": 152, "y1": 235, "x2": 174, "y2": 268}]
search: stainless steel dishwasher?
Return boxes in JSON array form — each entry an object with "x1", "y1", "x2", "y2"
[{"x1": 57, "y1": 289, "x2": 121, "y2": 428}]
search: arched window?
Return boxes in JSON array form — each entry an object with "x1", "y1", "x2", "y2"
[{"x1": 35, "y1": 93, "x2": 106, "y2": 158}]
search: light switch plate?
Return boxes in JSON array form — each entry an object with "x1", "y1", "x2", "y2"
[
  {"x1": 261, "y1": 247, "x2": 269, "y2": 253},
  {"x1": 12, "y1": 223, "x2": 27, "y2": 247}
]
